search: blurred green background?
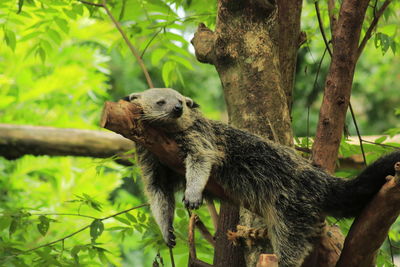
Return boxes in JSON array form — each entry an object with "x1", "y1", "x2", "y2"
[{"x1": 0, "y1": 0, "x2": 399, "y2": 266}]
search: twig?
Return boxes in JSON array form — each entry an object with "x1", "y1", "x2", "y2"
[
  {"x1": 188, "y1": 213, "x2": 197, "y2": 260},
  {"x1": 141, "y1": 27, "x2": 163, "y2": 58},
  {"x1": 206, "y1": 199, "x2": 218, "y2": 231},
  {"x1": 357, "y1": 0, "x2": 392, "y2": 59},
  {"x1": 14, "y1": 204, "x2": 149, "y2": 256},
  {"x1": 77, "y1": 0, "x2": 103, "y2": 7},
  {"x1": 30, "y1": 213, "x2": 97, "y2": 220},
  {"x1": 315, "y1": 1, "x2": 333, "y2": 57},
  {"x1": 361, "y1": 139, "x2": 400, "y2": 150},
  {"x1": 78, "y1": 0, "x2": 154, "y2": 88},
  {"x1": 100, "y1": 0, "x2": 154, "y2": 88},
  {"x1": 169, "y1": 247, "x2": 176, "y2": 267},
  {"x1": 348, "y1": 103, "x2": 367, "y2": 166},
  {"x1": 195, "y1": 217, "x2": 216, "y2": 247}
]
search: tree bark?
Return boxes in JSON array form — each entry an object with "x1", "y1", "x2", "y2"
[
  {"x1": 336, "y1": 163, "x2": 400, "y2": 267},
  {"x1": 192, "y1": 0, "x2": 299, "y2": 266},
  {"x1": 0, "y1": 123, "x2": 134, "y2": 163},
  {"x1": 312, "y1": 0, "x2": 371, "y2": 173}
]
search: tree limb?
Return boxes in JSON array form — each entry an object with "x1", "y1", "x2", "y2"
[
  {"x1": 336, "y1": 162, "x2": 400, "y2": 267},
  {"x1": 206, "y1": 199, "x2": 219, "y2": 231},
  {"x1": 0, "y1": 123, "x2": 134, "y2": 163},
  {"x1": 100, "y1": 100, "x2": 232, "y2": 203}
]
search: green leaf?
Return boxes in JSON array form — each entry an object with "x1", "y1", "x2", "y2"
[
  {"x1": 97, "y1": 250, "x2": 110, "y2": 264},
  {"x1": 0, "y1": 215, "x2": 11, "y2": 230},
  {"x1": 176, "y1": 208, "x2": 186, "y2": 218},
  {"x1": 169, "y1": 55, "x2": 193, "y2": 70},
  {"x1": 125, "y1": 212, "x2": 137, "y2": 223},
  {"x1": 162, "y1": 61, "x2": 176, "y2": 87},
  {"x1": 19, "y1": 31, "x2": 42, "y2": 42},
  {"x1": 88, "y1": 246, "x2": 97, "y2": 259},
  {"x1": 72, "y1": 4, "x2": 84, "y2": 16},
  {"x1": 114, "y1": 216, "x2": 131, "y2": 225},
  {"x1": 374, "y1": 136, "x2": 387, "y2": 144},
  {"x1": 90, "y1": 219, "x2": 104, "y2": 242},
  {"x1": 9, "y1": 218, "x2": 19, "y2": 237},
  {"x1": 71, "y1": 245, "x2": 81, "y2": 264},
  {"x1": 17, "y1": 0, "x2": 24, "y2": 14},
  {"x1": 4, "y1": 30, "x2": 17, "y2": 51},
  {"x1": 47, "y1": 29, "x2": 62, "y2": 45},
  {"x1": 151, "y1": 48, "x2": 168, "y2": 66},
  {"x1": 35, "y1": 46, "x2": 46, "y2": 63},
  {"x1": 54, "y1": 17, "x2": 69, "y2": 33},
  {"x1": 37, "y1": 215, "x2": 50, "y2": 236},
  {"x1": 63, "y1": 8, "x2": 77, "y2": 19}
]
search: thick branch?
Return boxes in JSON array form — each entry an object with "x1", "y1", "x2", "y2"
[
  {"x1": 101, "y1": 100, "x2": 231, "y2": 203},
  {"x1": 0, "y1": 123, "x2": 134, "y2": 162},
  {"x1": 336, "y1": 162, "x2": 400, "y2": 267},
  {"x1": 312, "y1": 0, "x2": 371, "y2": 173}
]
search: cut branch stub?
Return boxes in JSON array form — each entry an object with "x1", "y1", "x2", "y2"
[
  {"x1": 101, "y1": 100, "x2": 230, "y2": 202},
  {"x1": 101, "y1": 100, "x2": 183, "y2": 172},
  {"x1": 191, "y1": 23, "x2": 217, "y2": 65}
]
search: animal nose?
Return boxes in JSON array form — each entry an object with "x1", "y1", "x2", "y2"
[
  {"x1": 122, "y1": 96, "x2": 130, "y2": 101},
  {"x1": 173, "y1": 104, "x2": 183, "y2": 112},
  {"x1": 172, "y1": 104, "x2": 183, "y2": 118}
]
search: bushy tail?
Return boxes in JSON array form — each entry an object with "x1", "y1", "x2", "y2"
[{"x1": 324, "y1": 150, "x2": 400, "y2": 218}]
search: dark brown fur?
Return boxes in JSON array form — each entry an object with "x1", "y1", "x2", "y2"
[{"x1": 124, "y1": 88, "x2": 400, "y2": 267}]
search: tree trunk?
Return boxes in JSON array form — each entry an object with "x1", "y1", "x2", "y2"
[{"x1": 192, "y1": 1, "x2": 299, "y2": 266}]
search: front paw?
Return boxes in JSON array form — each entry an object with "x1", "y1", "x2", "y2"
[
  {"x1": 183, "y1": 193, "x2": 203, "y2": 210},
  {"x1": 164, "y1": 227, "x2": 176, "y2": 248}
]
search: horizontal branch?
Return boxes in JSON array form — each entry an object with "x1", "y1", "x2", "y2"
[
  {"x1": 1, "y1": 123, "x2": 397, "y2": 171},
  {"x1": 100, "y1": 100, "x2": 232, "y2": 204},
  {"x1": 0, "y1": 123, "x2": 134, "y2": 164}
]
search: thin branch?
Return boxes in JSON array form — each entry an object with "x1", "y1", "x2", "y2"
[
  {"x1": 188, "y1": 213, "x2": 197, "y2": 260},
  {"x1": 357, "y1": 0, "x2": 392, "y2": 59},
  {"x1": 315, "y1": 1, "x2": 333, "y2": 57},
  {"x1": 327, "y1": 0, "x2": 336, "y2": 33},
  {"x1": 141, "y1": 27, "x2": 163, "y2": 58},
  {"x1": 14, "y1": 204, "x2": 149, "y2": 256},
  {"x1": 348, "y1": 103, "x2": 367, "y2": 166},
  {"x1": 206, "y1": 199, "x2": 218, "y2": 231},
  {"x1": 195, "y1": 217, "x2": 216, "y2": 247},
  {"x1": 77, "y1": 0, "x2": 156, "y2": 88},
  {"x1": 77, "y1": 0, "x2": 103, "y2": 7},
  {"x1": 94, "y1": 0, "x2": 154, "y2": 88},
  {"x1": 361, "y1": 139, "x2": 400, "y2": 150},
  {"x1": 30, "y1": 213, "x2": 97, "y2": 220},
  {"x1": 21, "y1": 225, "x2": 91, "y2": 255},
  {"x1": 169, "y1": 247, "x2": 176, "y2": 267}
]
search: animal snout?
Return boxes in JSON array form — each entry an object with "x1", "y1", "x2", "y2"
[{"x1": 172, "y1": 104, "x2": 183, "y2": 117}]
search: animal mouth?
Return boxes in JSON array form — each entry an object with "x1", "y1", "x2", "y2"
[{"x1": 171, "y1": 109, "x2": 183, "y2": 118}]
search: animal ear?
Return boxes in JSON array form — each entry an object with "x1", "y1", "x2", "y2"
[
  {"x1": 128, "y1": 93, "x2": 141, "y2": 101},
  {"x1": 185, "y1": 97, "x2": 200, "y2": 108}
]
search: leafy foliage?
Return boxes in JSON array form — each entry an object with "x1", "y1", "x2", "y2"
[{"x1": 0, "y1": 0, "x2": 399, "y2": 266}]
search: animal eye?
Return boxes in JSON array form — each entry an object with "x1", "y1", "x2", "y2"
[
  {"x1": 156, "y1": 100, "x2": 166, "y2": 106},
  {"x1": 178, "y1": 100, "x2": 183, "y2": 105}
]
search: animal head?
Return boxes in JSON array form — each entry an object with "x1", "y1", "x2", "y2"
[{"x1": 123, "y1": 88, "x2": 199, "y2": 131}]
